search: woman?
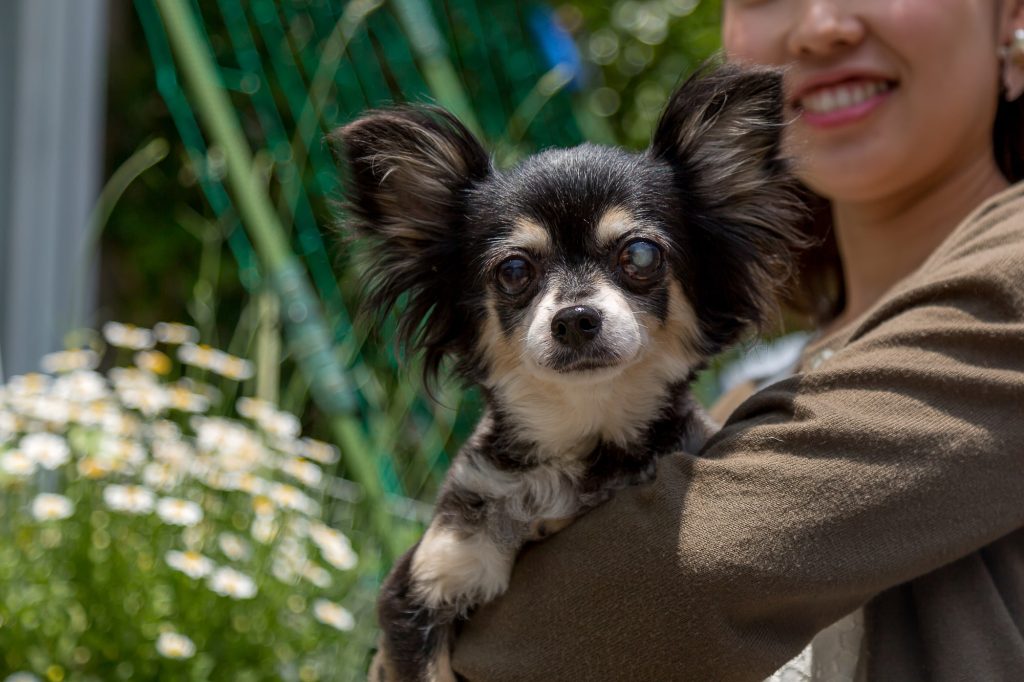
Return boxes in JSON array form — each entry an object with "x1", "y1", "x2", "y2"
[{"x1": 451, "y1": 1, "x2": 1024, "y2": 680}]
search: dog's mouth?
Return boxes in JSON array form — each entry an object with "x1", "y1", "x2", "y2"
[{"x1": 542, "y1": 347, "x2": 627, "y2": 375}]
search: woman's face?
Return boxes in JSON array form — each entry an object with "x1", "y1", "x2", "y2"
[{"x1": 722, "y1": 0, "x2": 1012, "y2": 203}]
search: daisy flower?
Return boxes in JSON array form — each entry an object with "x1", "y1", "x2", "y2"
[
  {"x1": 21, "y1": 433, "x2": 70, "y2": 470},
  {"x1": 156, "y1": 497, "x2": 204, "y2": 526},
  {"x1": 218, "y1": 532, "x2": 252, "y2": 561},
  {"x1": 102, "y1": 322, "x2": 154, "y2": 350},
  {"x1": 1, "y1": 450, "x2": 35, "y2": 478},
  {"x1": 155, "y1": 631, "x2": 196, "y2": 659},
  {"x1": 31, "y1": 493, "x2": 74, "y2": 521},
  {"x1": 300, "y1": 437, "x2": 340, "y2": 465},
  {"x1": 41, "y1": 349, "x2": 99, "y2": 374},
  {"x1": 312, "y1": 599, "x2": 355, "y2": 632},
  {"x1": 52, "y1": 370, "x2": 109, "y2": 403},
  {"x1": 208, "y1": 566, "x2": 257, "y2": 599},
  {"x1": 103, "y1": 484, "x2": 156, "y2": 514},
  {"x1": 280, "y1": 457, "x2": 322, "y2": 487},
  {"x1": 0, "y1": 410, "x2": 16, "y2": 443},
  {"x1": 153, "y1": 322, "x2": 199, "y2": 345},
  {"x1": 165, "y1": 550, "x2": 215, "y2": 579},
  {"x1": 269, "y1": 483, "x2": 319, "y2": 516}
]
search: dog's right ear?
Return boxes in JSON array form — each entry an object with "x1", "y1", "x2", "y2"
[{"x1": 330, "y1": 107, "x2": 491, "y2": 381}]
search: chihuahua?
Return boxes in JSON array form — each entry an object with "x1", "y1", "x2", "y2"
[{"x1": 333, "y1": 64, "x2": 804, "y2": 682}]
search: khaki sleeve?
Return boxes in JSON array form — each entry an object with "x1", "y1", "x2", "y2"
[{"x1": 451, "y1": 195, "x2": 1024, "y2": 681}]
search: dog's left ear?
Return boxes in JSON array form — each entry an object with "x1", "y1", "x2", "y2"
[{"x1": 650, "y1": 63, "x2": 806, "y2": 353}]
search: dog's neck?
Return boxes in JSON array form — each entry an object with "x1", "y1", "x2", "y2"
[{"x1": 478, "y1": 367, "x2": 705, "y2": 465}]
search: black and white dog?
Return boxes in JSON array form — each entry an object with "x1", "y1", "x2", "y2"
[{"x1": 333, "y1": 64, "x2": 804, "y2": 682}]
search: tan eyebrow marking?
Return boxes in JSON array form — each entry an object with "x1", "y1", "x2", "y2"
[
  {"x1": 595, "y1": 206, "x2": 637, "y2": 246},
  {"x1": 508, "y1": 217, "x2": 551, "y2": 254}
]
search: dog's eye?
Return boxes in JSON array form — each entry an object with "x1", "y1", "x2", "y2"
[
  {"x1": 496, "y1": 257, "x2": 534, "y2": 295},
  {"x1": 619, "y1": 240, "x2": 663, "y2": 282}
]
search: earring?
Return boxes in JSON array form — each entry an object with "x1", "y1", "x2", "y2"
[{"x1": 1002, "y1": 28, "x2": 1024, "y2": 101}]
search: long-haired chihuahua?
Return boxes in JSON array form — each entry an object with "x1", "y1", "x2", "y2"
[{"x1": 332, "y1": 63, "x2": 805, "y2": 682}]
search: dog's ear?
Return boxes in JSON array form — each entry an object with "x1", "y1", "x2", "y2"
[
  {"x1": 331, "y1": 106, "x2": 491, "y2": 381},
  {"x1": 649, "y1": 62, "x2": 807, "y2": 353}
]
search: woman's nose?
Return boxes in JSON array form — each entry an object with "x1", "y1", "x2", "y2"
[{"x1": 787, "y1": 0, "x2": 866, "y2": 58}]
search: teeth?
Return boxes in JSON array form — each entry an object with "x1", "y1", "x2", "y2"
[{"x1": 801, "y1": 80, "x2": 890, "y2": 114}]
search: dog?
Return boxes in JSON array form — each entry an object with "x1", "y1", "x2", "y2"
[{"x1": 332, "y1": 63, "x2": 805, "y2": 682}]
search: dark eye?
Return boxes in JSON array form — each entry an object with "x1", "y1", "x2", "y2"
[
  {"x1": 619, "y1": 240, "x2": 663, "y2": 282},
  {"x1": 496, "y1": 257, "x2": 534, "y2": 295}
]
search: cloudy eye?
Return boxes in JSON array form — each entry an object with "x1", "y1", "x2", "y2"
[
  {"x1": 619, "y1": 239, "x2": 663, "y2": 282},
  {"x1": 496, "y1": 257, "x2": 534, "y2": 295}
]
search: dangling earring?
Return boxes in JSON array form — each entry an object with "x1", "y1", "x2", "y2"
[{"x1": 1002, "y1": 28, "x2": 1024, "y2": 101}]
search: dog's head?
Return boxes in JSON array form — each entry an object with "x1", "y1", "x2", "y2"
[{"x1": 333, "y1": 65, "x2": 804, "y2": 397}]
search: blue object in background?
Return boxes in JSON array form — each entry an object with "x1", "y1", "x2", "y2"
[{"x1": 528, "y1": 5, "x2": 585, "y2": 90}]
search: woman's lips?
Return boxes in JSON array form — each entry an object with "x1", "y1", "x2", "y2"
[{"x1": 794, "y1": 78, "x2": 896, "y2": 129}]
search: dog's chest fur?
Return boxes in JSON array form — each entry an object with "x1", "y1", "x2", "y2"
[{"x1": 440, "y1": 378, "x2": 712, "y2": 531}]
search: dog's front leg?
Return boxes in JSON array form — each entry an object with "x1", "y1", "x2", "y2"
[{"x1": 373, "y1": 513, "x2": 516, "y2": 682}]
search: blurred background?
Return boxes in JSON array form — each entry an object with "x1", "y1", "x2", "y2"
[{"x1": 0, "y1": 1, "x2": 771, "y2": 679}]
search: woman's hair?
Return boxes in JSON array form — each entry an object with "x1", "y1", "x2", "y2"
[{"x1": 787, "y1": 92, "x2": 1024, "y2": 327}]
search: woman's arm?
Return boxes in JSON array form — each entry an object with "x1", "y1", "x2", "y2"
[{"x1": 452, "y1": 187, "x2": 1024, "y2": 681}]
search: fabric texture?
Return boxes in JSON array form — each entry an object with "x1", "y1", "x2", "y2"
[{"x1": 451, "y1": 180, "x2": 1024, "y2": 682}]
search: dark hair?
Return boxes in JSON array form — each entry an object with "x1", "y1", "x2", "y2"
[{"x1": 787, "y1": 91, "x2": 1024, "y2": 327}]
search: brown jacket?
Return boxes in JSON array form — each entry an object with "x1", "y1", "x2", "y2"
[{"x1": 452, "y1": 181, "x2": 1024, "y2": 682}]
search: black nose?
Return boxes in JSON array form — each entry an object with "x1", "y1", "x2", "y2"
[{"x1": 551, "y1": 306, "x2": 602, "y2": 348}]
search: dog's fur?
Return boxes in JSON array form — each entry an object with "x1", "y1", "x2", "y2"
[{"x1": 332, "y1": 64, "x2": 805, "y2": 682}]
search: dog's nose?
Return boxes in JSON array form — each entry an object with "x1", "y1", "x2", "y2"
[{"x1": 551, "y1": 306, "x2": 602, "y2": 348}]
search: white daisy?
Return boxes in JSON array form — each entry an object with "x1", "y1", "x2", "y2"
[
  {"x1": 41, "y1": 350, "x2": 100, "y2": 374},
  {"x1": 208, "y1": 566, "x2": 257, "y2": 599},
  {"x1": 149, "y1": 419, "x2": 182, "y2": 442},
  {"x1": 236, "y1": 397, "x2": 275, "y2": 421},
  {"x1": 152, "y1": 440, "x2": 194, "y2": 470},
  {"x1": 31, "y1": 493, "x2": 74, "y2": 521},
  {"x1": 153, "y1": 322, "x2": 199, "y2": 345},
  {"x1": 280, "y1": 457, "x2": 322, "y2": 487},
  {"x1": 118, "y1": 385, "x2": 170, "y2": 417},
  {"x1": 321, "y1": 542, "x2": 359, "y2": 571},
  {"x1": 165, "y1": 550, "x2": 215, "y2": 579},
  {"x1": 218, "y1": 532, "x2": 251, "y2": 561},
  {"x1": 251, "y1": 514, "x2": 278, "y2": 545},
  {"x1": 98, "y1": 436, "x2": 146, "y2": 472},
  {"x1": 177, "y1": 343, "x2": 216, "y2": 370},
  {"x1": 300, "y1": 437, "x2": 340, "y2": 465},
  {"x1": 156, "y1": 497, "x2": 204, "y2": 526},
  {"x1": 0, "y1": 449, "x2": 35, "y2": 477},
  {"x1": 13, "y1": 395, "x2": 70, "y2": 428},
  {"x1": 269, "y1": 483, "x2": 319, "y2": 516},
  {"x1": 102, "y1": 322, "x2": 154, "y2": 350},
  {"x1": 52, "y1": 370, "x2": 109, "y2": 404},
  {"x1": 21, "y1": 433, "x2": 70, "y2": 470},
  {"x1": 211, "y1": 352, "x2": 254, "y2": 381},
  {"x1": 301, "y1": 563, "x2": 332, "y2": 588},
  {"x1": 8, "y1": 373, "x2": 51, "y2": 397},
  {"x1": 142, "y1": 462, "x2": 180, "y2": 491},
  {"x1": 0, "y1": 410, "x2": 17, "y2": 443},
  {"x1": 155, "y1": 631, "x2": 196, "y2": 659},
  {"x1": 257, "y1": 410, "x2": 300, "y2": 439},
  {"x1": 166, "y1": 384, "x2": 209, "y2": 413},
  {"x1": 77, "y1": 456, "x2": 112, "y2": 479},
  {"x1": 312, "y1": 599, "x2": 355, "y2": 632},
  {"x1": 103, "y1": 484, "x2": 156, "y2": 514}
]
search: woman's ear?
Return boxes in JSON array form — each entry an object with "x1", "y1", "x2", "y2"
[
  {"x1": 1000, "y1": 1, "x2": 1024, "y2": 101},
  {"x1": 330, "y1": 106, "x2": 492, "y2": 380},
  {"x1": 649, "y1": 63, "x2": 807, "y2": 352}
]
